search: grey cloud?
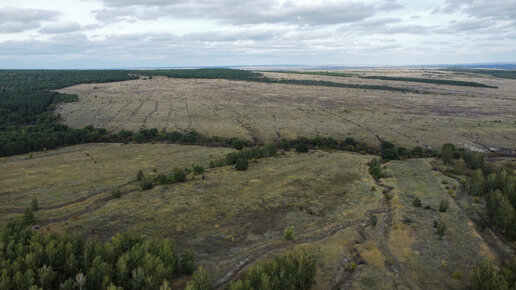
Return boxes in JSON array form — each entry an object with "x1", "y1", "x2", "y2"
[
  {"x1": 437, "y1": 0, "x2": 516, "y2": 20},
  {"x1": 39, "y1": 22, "x2": 82, "y2": 34},
  {"x1": 93, "y1": 0, "x2": 381, "y2": 26},
  {"x1": 0, "y1": 7, "x2": 58, "y2": 33}
]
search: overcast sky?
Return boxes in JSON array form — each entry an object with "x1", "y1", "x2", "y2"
[{"x1": 0, "y1": 0, "x2": 515, "y2": 68}]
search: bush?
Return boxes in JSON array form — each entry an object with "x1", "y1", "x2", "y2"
[
  {"x1": 436, "y1": 218, "x2": 447, "y2": 237},
  {"x1": 31, "y1": 198, "x2": 39, "y2": 211},
  {"x1": 136, "y1": 170, "x2": 144, "y2": 181},
  {"x1": 139, "y1": 178, "x2": 154, "y2": 190},
  {"x1": 349, "y1": 261, "x2": 357, "y2": 271},
  {"x1": 280, "y1": 139, "x2": 291, "y2": 151},
  {"x1": 231, "y1": 138, "x2": 244, "y2": 150},
  {"x1": 382, "y1": 148, "x2": 399, "y2": 161},
  {"x1": 283, "y1": 226, "x2": 296, "y2": 240},
  {"x1": 112, "y1": 188, "x2": 121, "y2": 198},
  {"x1": 452, "y1": 270, "x2": 463, "y2": 280},
  {"x1": 439, "y1": 198, "x2": 449, "y2": 212},
  {"x1": 174, "y1": 170, "x2": 187, "y2": 182},
  {"x1": 193, "y1": 165, "x2": 205, "y2": 175},
  {"x1": 295, "y1": 143, "x2": 309, "y2": 153},
  {"x1": 235, "y1": 159, "x2": 249, "y2": 171},
  {"x1": 412, "y1": 198, "x2": 422, "y2": 207}
]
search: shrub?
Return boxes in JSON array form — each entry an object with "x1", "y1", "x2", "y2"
[
  {"x1": 280, "y1": 139, "x2": 291, "y2": 151},
  {"x1": 295, "y1": 143, "x2": 309, "y2": 153},
  {"x1": 452, "y1": 270, "x2": 463, "y2": 280},
  {"x1": 349, "y1": 261, "x2": 357, "y2": 271},
  {"x1": 193, "y1": 165, "x2": 205, "y2": 175},
  {"x1": 136, "y1": 170, "x2": 144, "y2": 181},
  {"x1": 139, "y1": 178, "x2": 154, "y2": 190},
  {"x1": 412, "y1": 198, "x2": 422, "y2": 207},
  {"x1": 174, "y1": 170, "x2": 187, "y2": 182},
  {"x1": 31, "y1": 198, "x2": 39, "y2": 211},
  {"x1": 436, "y1": 218, "x2": 447, "y2": 237},
  {"x1": 382, "y1": 148, "x2": 399, "y2": 161},
  {"x1": 112, "y1": 188, "x2": 121, "y2": 198},
  {"x1": 384, "y1": 192, "x2": 393, "y2": 200},
  {"x1": 22, "y1": 207, "x2": 35, "y2": 225},
  {"x1": 231, "y1": 138, "x2": 244, "y2": 150},
  {"x1": 235, "y1": 159, "x2": 249, "y2": 171},
  {"x1": 283, "y1": 226, "x2": 296, "y2": 240},
  {"x1": 439, "y1": 198, "x2": 449, "y2": 212}
]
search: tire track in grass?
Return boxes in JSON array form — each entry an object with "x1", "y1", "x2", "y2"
[
  {"x1": 142, "y1": 100, "x2": 159, "y2": 128},
  {"x1": 117, "y1": 99, "x2": 146, "y2": 130}
]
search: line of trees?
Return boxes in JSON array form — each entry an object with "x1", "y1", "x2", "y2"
[{"x1": 360, "y1": 75, "x2": 497, "y2": 88}]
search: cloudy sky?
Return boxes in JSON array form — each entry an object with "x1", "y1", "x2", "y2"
[{"x1": 0, "y1": 0, "x2": 515, "y2": 68}]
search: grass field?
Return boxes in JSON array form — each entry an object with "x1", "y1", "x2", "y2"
[
  {"x1": 0, "y1": 142, "x2": 505, "y2": 288},
  {"x1": 57, "y1": 68, "x2": 516, "y2": 151}
]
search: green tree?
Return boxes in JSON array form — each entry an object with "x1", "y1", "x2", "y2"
[
  {"x1": 470, "y1": 169, "x2": 486, "y2": 196},
  {"x1": 412, "y1": 198, "x2": 422, "y2": 207},
  {"x1": 193, "y1": 165, "x2": 205, "y2": 175},
  {"x1": 295, "y1": 143, "x2": 309, "y2": 153},
  {"x1": 31, "y1": 198, "x2": 39, "y2": 211},
  {"x1": 185, "y1": 267, "x2": 212, "y2": 290},
  {"x1": 439, "y1": 198, "x2": 449, "y2": 213}
]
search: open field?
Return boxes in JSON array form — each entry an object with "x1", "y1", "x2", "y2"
[
  {"x1": 0, "y1": 142, "x2": 506, "y2": 288},
  {"x1": 57, "y1": 68, "x2": 516, "y2": 151}
]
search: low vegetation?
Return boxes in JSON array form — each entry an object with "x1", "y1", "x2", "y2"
[{"x1": 360, "y1": 75, "x2": 497, "y2": 88}]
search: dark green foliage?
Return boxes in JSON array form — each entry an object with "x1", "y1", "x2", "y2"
[
  {"x1": 283, "y1": 226, "x2": 296, "y2": 240},
  {"x1": 381, "y1": 148, "x2": 399, "y2": 161},
  {"x1": 185, "y1": 266, "x2": 212, "y2": 290},
  {"x1": 235, "y1": 159, "x2": 249, "y2": 171},
  {"x1": 112, "y1": 188, "x2": 122, "y2": 198},
  {"x1": 180, "y1": 250, "x2": 196, "y2": 275},
  {"x1": 210, "y1": 144, "x2": 278, "y2": 169},
  {"x1": 381, "y1": 141, "x2": 395, "y2": 150},
  {"x1": 436, "y1": 218, "x2": 447, "y2": 237},
  {"x1": 0, "y1": 219, "x2": 193, "y2": 290},
  {"x1": 31, "y1": 198, "x2": 39, "y2": 211},
  {"x1": 280, "y1": 139, "x2": 291, "y2": 151},
  {"x1": 447, "y1": 68, "x2": 516, "y2": 80},
  {"x1": 470, "y1": 260, "x2": 512, "y2": 290},
  {"x1": 411, "y1": 146, "x2": 423, "y2": 157},
  {"x1": 439, "y1": 198, "x2": 449, "y2": 212},
  {"x1": 228, "y1": 249, "x2": 317, "y2": 290},
  {"x1": 231, "y1": 138, "x2": 244, "y2": 150},
  {"x1": 139, "y1": 178, "x2": 154, "y2": 190},
  {"x1": 136, "y1": 170, "x2": 144, "y2": 181},
  {"x1": 360, "y1": 75, "x2": 497, "y2": 88},
  {"x1": 173, "y1": 170, "x2": 187, "y2": 182},
  {"x1": 193, "y1": 165, "x2": 205, "y2": 175},
  {"x1": 295, "y1": 143, "x2": 309, "y2": 153},
  {"x1": 22, "y1": 207, "x2": 35, "y2": 225},
  {"x1": 412, "y1": 198, "x2": 422, "y2": 207},
  {"x1": 368, "y1": 158, "x2": 385, "y2": 180}
]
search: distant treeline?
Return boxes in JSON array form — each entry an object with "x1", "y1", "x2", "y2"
[
  {"x1": 140, "y1": 68, "x2": 417, "y2": 93},
  {"x1": 273, "y1": 70, "x2": 355, "y2": 78},
  {"x1": 359, "y1": 75, "x2": 497, "y2": 88},
  {"x1": 446, "y1": 68, "x2": 516, "y2": 80}
]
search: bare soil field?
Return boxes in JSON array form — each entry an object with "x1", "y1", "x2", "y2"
[
  {"x1": 0, "y1": 143, "x2": 503, "y2": 289},
  {"x1": 57, "y1": 69, "x2": 516, "y2": 151}
]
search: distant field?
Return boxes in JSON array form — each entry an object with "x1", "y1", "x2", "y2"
[
  {"x1": 57, "y1": 68, "x2": 516, "y2": 151},
  {"x1": 0, "y1": 143, "x2": 502, "y2": 288}
]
